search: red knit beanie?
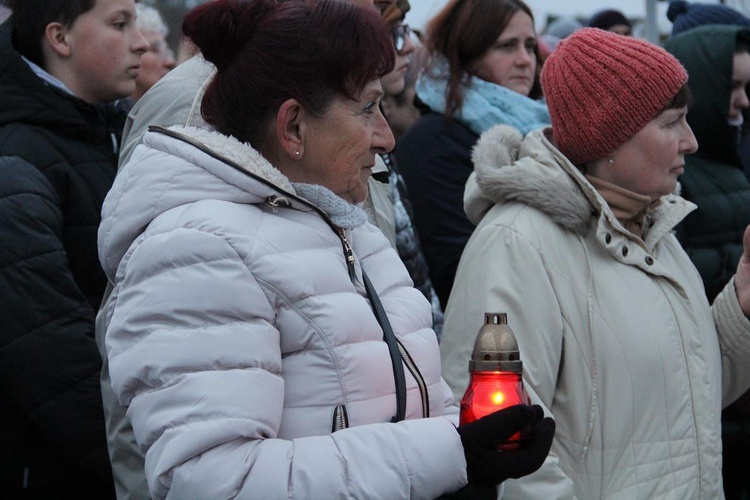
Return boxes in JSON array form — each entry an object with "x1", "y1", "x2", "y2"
[{"x1": 541, "y1": 28, "x2": 687, "y2": 165}]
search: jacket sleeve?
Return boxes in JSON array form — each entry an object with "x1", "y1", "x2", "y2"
[
  {"x1": 441, "y1": 220, "x2": 576, "y2": 499},
  {"x1": 105, "y1": 227, "x2": 467, "y2": 500},
  {"x1": 712, "y1": 277, "x2": 750, "y2": 407},
  {"x1": 0, "y1": 156, "x2": 113, "y2": 482}
]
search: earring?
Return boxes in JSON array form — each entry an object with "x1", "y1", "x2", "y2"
[
  {"x1": 608, "y1": 157, "x2": 614, "y2": 167},
  {"x1": 295, "y1": 151, "x2": 300, "y2": 157}
]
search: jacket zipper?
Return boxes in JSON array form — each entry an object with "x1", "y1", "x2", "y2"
[
  {"x1": 331, "y1": 404, "x2": 350, "y2": 432},
  {"x1": 336, "y1": 227, "x2": 356, "y2": 280},
  {"x1": 397, "y1": 340, "x2": 429, "y2": 418}
]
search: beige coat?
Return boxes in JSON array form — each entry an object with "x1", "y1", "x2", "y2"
[{"x1": 441, "y1": 125, "x2": 750, "y2": 499}]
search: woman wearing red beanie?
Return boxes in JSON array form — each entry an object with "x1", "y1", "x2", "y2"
[{"x1": 441, "y1": 27, "x2": 750, "y2": 499}]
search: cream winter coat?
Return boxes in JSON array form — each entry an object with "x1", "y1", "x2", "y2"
[
  {"x1": 440, "y1": 125, "x2": 750, "y2": 499},
  {"x1": 99, "y1": 125, "x2": 466, "y2": 499}
]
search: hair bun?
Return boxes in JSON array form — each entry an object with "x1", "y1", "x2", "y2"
[
  {"x1": 667, "y1": 1, "x2": 689, "y2": 22},
  {"x1": 182, "y1": 0, "x2": 274, "y2": 71}
]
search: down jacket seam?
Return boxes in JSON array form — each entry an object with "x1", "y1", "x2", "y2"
[{"x1": 255, "y1": 275, "x2": 352, "y2": 407}]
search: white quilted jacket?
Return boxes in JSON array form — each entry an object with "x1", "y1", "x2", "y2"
[{"x1": 99, "y1": 126, "x2": 465, "y2": 499}]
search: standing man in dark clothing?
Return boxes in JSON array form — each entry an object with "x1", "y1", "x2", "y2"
[{"x1": 0, "y1": 0, "x2": 147, "y2": 497}]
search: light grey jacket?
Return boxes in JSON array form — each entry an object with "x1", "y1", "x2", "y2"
[
  {"x1": 441, "y1": 125, "x2": 750, "y2": 499},
  {"x1": 99, "y1": 55, "x2": 399, "y2": 499},
  {"x1": 100, "y1": 125, "x2": 464, "y2": 499}
]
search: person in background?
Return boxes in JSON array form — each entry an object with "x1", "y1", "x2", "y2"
[
  {"x1": 668, "y1": 0, "x2": 750, "y2": 37},
  {"x1": 0, "y1": 1, "x2": 9, "y2": 24},
  {"x1": 587, "y1": 8, "x2": 632, "y2": 36},
  {"x1": 380, "y1": 0, "x2": 444, "y2": 337},
  {"x1": 395, "y1": 0, "x2": 550, "y2": 310},
  {"x1": 0, "y1": 0, "x2": 148, "y2": 497},
  {"x1": 665, "y1": 25, "x2": 750, "y2": 500},
  {"x1": 99, "y1": 0, "x2": 555, "y2": 498},
  {"x1": 440, "y1": 28, "x2": 750, "y2": 498},
  {"x1": 381, "y1": 32, "x2": 423, "y2": 143},
  {"x1": 539, "y1": 15, "x2": 582, "y2": 58},
  {"x1": 130, "y1": 2, "x2": 175, "y2": 103}
]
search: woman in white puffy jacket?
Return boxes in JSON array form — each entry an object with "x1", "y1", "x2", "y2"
[{"x1": 98, "y1": 1, "x2": 554, "y2": 498}]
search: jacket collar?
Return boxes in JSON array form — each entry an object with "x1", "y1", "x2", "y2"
[{"x1": 468, "y1": 125, "x2": 696, "y2": 251}]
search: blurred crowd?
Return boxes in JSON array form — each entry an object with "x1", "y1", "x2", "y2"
[{"x1": 3, "y1": 0, "x2": 750, "y2": 499}]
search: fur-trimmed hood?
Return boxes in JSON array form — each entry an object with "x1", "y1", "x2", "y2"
[
  {"x1": 99, "y1": 125, "x2": 308, "y2": 280},
  {"x1": 465, "y1": 125, "x2": 694, "y2": 247},
  {"x1": 467, "y1": 125, "x2": 593, "y2": 234}
]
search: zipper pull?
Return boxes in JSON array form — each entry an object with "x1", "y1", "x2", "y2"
[
  {"x1": 265, "y1": 195, "x2": 291, "y2": 213},
  {"x1": 337, "y1": 227, "x2": 356, "y2": 280}
]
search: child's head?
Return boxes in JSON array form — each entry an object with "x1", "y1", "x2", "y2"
[{"x1": 10, "y1": 0, "x2": 148, "y2": 103}]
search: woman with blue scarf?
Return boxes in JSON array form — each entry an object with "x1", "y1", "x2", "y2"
[{"x1": 395, "y1": 0, "x2": 549, "y2": 309}]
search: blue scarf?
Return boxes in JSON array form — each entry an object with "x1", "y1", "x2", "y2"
[{"x1": 416, "y1": 55, "x2": 550, "y2": 136}]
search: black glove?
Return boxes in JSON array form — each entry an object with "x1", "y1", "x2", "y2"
[
  {"x1": 434, "y1": 483, "x2": 498, "y2": 500},
  {"x1": 456, "y1": 404, "x2": 555, "y2": 486}
]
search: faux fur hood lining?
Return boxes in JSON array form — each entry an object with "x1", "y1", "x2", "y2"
[
  {"x1": 468, "y1": 125, "x2": 695, "y2": 247},
  {"x1": 469, "y1": 125, "x2": 594, "y2": 234},
  {"x1": 161, "y1": 125, "x2": 296, "y2": 195}
]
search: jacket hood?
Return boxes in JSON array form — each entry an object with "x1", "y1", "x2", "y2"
[
  {"x1": 466, "y1": 125, "x2": 594, "y2": 233},
  {"x1": 466, "y1": 125, "x2": 695, "y2": 249},
  {"x1": 99, "y1": 125, "x2": 304, "y2": 280},
  {"x1": 665, "y1": 25, "x2": 750, "y2": 167}
]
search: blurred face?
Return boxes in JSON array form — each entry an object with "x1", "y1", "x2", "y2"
[
  {"x1": 381, "y1": 24, "x2": 417, "y2": 96},
  {"x1": 471, "y1": 10, "x2": 537, "y2": 96},
  {"x1": 608, "y1": 24, "x2": 632, "y2": 37},
  {"x1": 729, "y1": 51, "x2": 750, "y2": 123},
  {"x1": 63, "y1": 0, "x2": 148, "y2": 103},
  {"x1": 588, "y1": 107, "x2": 698, "y2": 200},
  {"x1": 300, "y1": 80, "x2": 395, "y2": 203},
  {"x1": 132, "y1": 30, "x2": 176, "y2": 101},
  {"x1": 381, "y1": 85, "x2": 420, "y2": 140}
]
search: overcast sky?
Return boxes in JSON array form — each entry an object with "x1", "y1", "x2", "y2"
[{"x1": 407, "y1": 0, "x2": 726, "y2": 35}]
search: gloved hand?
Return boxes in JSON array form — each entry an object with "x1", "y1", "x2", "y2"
[{"x1": 457, "y1": 404, "x2": 555, "y2": 486}]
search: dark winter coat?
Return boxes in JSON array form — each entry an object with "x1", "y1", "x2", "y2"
[
  {"x1": 395, "y1": 110, "x2": 478, "y2": 309},
  {"x1": 665, "y1": 25, "x2": 750, "y2": 302},
  {"x1": 0, "y1": 19, "x2": 118, "y2": 498}
]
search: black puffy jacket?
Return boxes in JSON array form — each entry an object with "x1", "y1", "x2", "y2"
[{"x1": 0, "y1": 19, "x2": 119, "y2": 498}]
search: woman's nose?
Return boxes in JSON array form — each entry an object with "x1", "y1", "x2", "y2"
[{"x1": 374, "y1": 109, "x2": 396, "y2": 153}]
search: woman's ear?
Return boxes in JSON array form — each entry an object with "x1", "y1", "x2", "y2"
[
  {"x1": 44, "y1": 22, "x2": 71, "y2": 58},
  {"x1": 276, "y1": 98, "x2": 306, "y2": 160}
]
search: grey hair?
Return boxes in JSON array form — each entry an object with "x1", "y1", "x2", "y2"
[{"x1": 135, "y1": 3, "x2": 168, "y2": 36}]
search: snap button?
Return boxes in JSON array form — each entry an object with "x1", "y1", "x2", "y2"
[
  {"x1": 622, "y1": 246, "x2": 629, "y2": 257},
  {"x1": 645, "y1": 256, "x2": 654, "y2": 265},
  {"x1": 605, "y1": 233, "x2": 612, "y2": 244}
]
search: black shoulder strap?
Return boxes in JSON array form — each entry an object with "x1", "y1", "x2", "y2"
[{"x1": 362, "y1": 270, "x2": 407, "y2": 422}]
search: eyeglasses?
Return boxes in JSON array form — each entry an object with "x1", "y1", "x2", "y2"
[{"x1": 391, "y1": 24, "x2": 412, "y2": 53}]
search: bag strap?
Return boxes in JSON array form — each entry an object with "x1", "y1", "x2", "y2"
[{"x1": 362, "y1": 270, "x2": 407, "y2": 422}]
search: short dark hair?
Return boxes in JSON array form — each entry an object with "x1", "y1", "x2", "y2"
[
  {"x1": 182, "y1": 0, "x2": 395, "y2": 147},
  {"x1": 10, "y1": 0, "x2": 96, "y2": 66},
  {"x1": 736, "y1": 29, "x2": 750, "y2": 55},
  {"x1": 661, "y1": 83, "x2": 692, "y2": 112},
  {"x1": 426, "y1": 0, "x2": 542, "y2": 118}
]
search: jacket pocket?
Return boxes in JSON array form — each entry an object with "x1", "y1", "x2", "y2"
[{"x1": 331, "y1": 404, "x2": 350, "y2": 432}]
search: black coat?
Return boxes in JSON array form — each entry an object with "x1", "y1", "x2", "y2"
[
  {"x1": 395, "y1": 110, "x2": 478, "y2": 309},
  {"x1": 0, "y1": 19, "x2": 118, "y2": 498}
]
